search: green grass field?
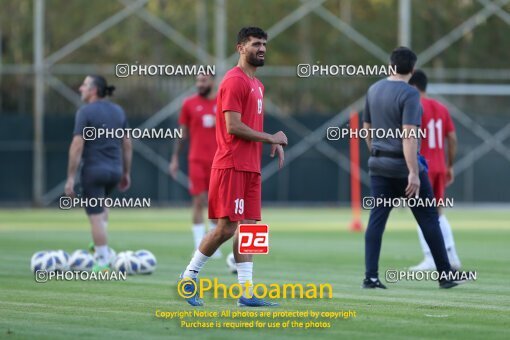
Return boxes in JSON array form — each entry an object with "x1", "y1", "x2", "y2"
[{"x1": 0, "y1": 207, "x2": 509, "y2": 339}]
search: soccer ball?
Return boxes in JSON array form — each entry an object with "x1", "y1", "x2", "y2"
[
  {"x1": 135, "y1": 249, "x2": 157, "y2": 275},
  {"x1": 68, "y1": 250, "x2": 94, "y2": 271},
  {"x1": 51, "y1": 250, "x2": 70, "y2": 272},
  {"x1": 30, "y1": 251, "x2": 56, "y2": 272},
  {"x1": 113, "y1": 251, "x2": 140, "y2": 275},
  {"x1": 226, "y1": 252, "x2": 237, "y2": 274}
]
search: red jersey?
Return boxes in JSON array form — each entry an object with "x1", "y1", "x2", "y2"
[
  {"x1": 419, "y1": 97, "x2": 455, "y2": 173},
  {"x1": 178, "y1": 94, "x2": 217, "y2": 163},
  {"x1": 212, "y1": 66, "x2": 264, "y2": 173}
]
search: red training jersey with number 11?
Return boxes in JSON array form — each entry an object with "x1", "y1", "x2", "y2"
[
  {"x1": 212, "y1": 66, "x2": 265, "y2": 174},
  {"x1": 419, "y1": 97, "x2": 455, "y2": 174}
]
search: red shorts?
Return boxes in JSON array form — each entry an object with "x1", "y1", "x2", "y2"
[
  {"x1": 428, "y1": 171, "x2": 446, "y2": 201},
  {"x1": 208, "y1": 168, "x2": 261, "y2": 222},
  {"x1": 188, "y1": 160, "x2": 212, "y2": 195}
]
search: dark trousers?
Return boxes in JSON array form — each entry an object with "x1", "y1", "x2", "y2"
[
  {"x1": 365, "y1": 171, "x2": 451, "y2": 278},
  {"x1": 81, "y1": 166, "x2": 121, "y2": 215}
]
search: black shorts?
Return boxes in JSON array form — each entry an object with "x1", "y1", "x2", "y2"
[{"x1": 80, "y1": 167, "x2": 121, "y2": 215}]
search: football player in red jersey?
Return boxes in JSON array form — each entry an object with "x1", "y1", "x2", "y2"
[
  {"x1": 169, "y1": 74, "x2": 221, "y2": 258},
  {"x1": 179, "y1": 27, "x2": 287, "y2": 307},
  {"x1": 409, "y1": 70, "x2": 461, "y2": 270}
]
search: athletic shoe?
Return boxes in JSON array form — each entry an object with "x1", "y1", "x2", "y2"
[
  {"x1": 450, "y1": 270, "x2": 474, "y2": 284},
  {"x1": 411, "y1": 253, "x2": 461, "y2": 271},
  {"x1": 439, "y1": 280, "x2": 458, "y2": 289},
  {"x1": 449, "y1": 261, "x2": 461, "y2": 271},
  {"x1": 409, "y1": 258, "x2": 436, "y2": 271},
  {"x1": 178, "y1": 274, "x2": 203, "y2": 307},
  {"x1": 447, "y1": 249, "x2": 462, "y2": 270},
  {"x1": 361, "y1": 278, "x2": 387, "y2": 289},
  {"x1": 237, "y1": 296, "x2": 279, "y2": 307},
  {"x1": 439, "y1": 270, "x2": 473, "y2": 288},
  {"x1": 92, "y1": 263, "x2": 110, "y2": 273},
  {"x1": 88, "y1": 241, "x2": 95, "y2": 253}
]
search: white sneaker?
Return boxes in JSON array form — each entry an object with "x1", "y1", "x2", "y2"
[
  {"x1": 409, "y1": 258, "x2": 436, "y2": 271},
  {"x1": 447, "y1": 249, "x2": 461, "y2": 270}
]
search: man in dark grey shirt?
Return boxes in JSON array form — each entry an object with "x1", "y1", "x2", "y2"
[
  {"x1": 362, "y1": 47, "x2": 459, "y2": 289},
  {"x1": 64, "y1": 75, "x2": 132, "y2": 272},
  {"x1": 73, "y1": 100, "x2": 127, "y2": 175},
  {"x1": 364, "y1": 74, "x2": 425, "y2": 178}
]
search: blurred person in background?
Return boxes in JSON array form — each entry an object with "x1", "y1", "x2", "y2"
[
  {"x1": 409, "y1": 69, "x2": 461, "y2": 271},
  {"x1": 169, "y1": 74, "x2": 221, "y2": 259},
  {"x1": 64, "y1": 75, "x2": 132, "y2": 272}
]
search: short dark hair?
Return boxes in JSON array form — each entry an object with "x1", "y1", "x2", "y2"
[
  {"x1": 390, "y1": 47, "x2": 417, "y2": 75},
  {"x1": 237, "y1": 27, "x2": 267, "y2": 45},
  {"x1": 409, "y1": 69, "x2": 428, "y2": 92},
  {"x1": 88, "y1": 75, "x2": 115, "y2": 97}
]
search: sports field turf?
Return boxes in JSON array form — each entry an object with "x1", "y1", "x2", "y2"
[{"x1": 0, "y1": 207, "x2": 509, "y2": 339}]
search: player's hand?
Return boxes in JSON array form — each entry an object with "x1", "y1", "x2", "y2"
[
  {"x1": 446, "y1": 166, "x2": 454, "y2": 186},
  {"x1": 405, "y1": 172, "x2": 420, "y2": 198},
  {"x1": 168, "y1": 158, "x2": 179, "y2": 180},
  {"x1": 64, "y1": 178, "x2": 75, "y2": 197},
  {"x1": 270, "y1": 131, "x2": 288, "y2": 146},
  {"x1": 118, "y1": 173, "x2": 131, "y2": 192},
  {"x1": 270, "y1": 144, "x2": 285, "y2": 169}
]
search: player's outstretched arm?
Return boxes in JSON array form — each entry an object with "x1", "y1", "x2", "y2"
[
  {"x1": 65, "y1": 135, "x2": 84, "y2": 197},
  {"x1": 119, "y1": 136, "x2": 132, "y2": 192},
  {"x1": 446, "y1": 131, "x2": 457, "y2": 186},
  {"x1": 169, "y1": 125, "x2": 188, "y2": 180},
  {"x1": 402, "y1": 124, "x2": 420, "y2": 198},
  {"x1": 363, "y1": 122, "x2": 372, "y2": 151},
  {"x1": 225, "y1": 111, "x2": 287, "y2": 145}
]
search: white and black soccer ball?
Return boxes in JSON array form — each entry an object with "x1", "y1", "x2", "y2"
[
  {"x1": 226, "y1": 252, "x2": 237, "y2": 274},
  {"x1": 135, "y1": 249, "x2": 157, "y2": 275},
  {"x1": 113, "y1": 251, "x2": 140, "y2": 275},
  {"x1": 68, "y1": 249, "x2": 94, "y2": 272},
  {"x1": 51, "y1": 250, "x2": 70, "y2": 272},
  {"x1": 30, "y1": 251, "x2": 57, "y2": 273}
]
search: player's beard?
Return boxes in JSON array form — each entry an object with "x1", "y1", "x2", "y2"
[
  {"x1": 198, "y1": 86, "x2": 212, "y2": 97},
  {"x1": 247, "y1": 52, "x2": 265, "y2": 67}
]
